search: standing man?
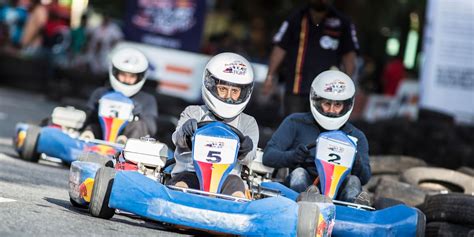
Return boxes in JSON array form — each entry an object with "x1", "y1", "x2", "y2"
[{"x1": 263, "y1": 0, "x2": 359, "y2": 115}]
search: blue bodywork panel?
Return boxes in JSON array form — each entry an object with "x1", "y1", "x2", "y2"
[
  {"x1": 262, "y1": 181, "x2": 421, "y2": 236},
  {"x1": 109, "y1": 171, "x2": 298, "y2": 236},
  {"x1": 36, "y1": 127, "x2": 86, "y2": 164}
]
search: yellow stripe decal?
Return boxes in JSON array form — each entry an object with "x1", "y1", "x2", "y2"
[
  {"x1": 328, "y1": 166, "x2": 348, "y2": 198},
  {"x1": 209, "y1": 163, "x2": 230, "y2": 193},
  {"x1": 109, "y1": 119, "x2": 126, "y2": 142}
]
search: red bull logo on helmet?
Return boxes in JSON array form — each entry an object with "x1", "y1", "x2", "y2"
[{"x1": 223, "y1": 61, "x2": 247, "y2": 75}]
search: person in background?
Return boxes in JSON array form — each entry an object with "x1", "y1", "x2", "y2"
[
  {"x1": 263, "y1": 0, "x2": 359, "y2": 116},
  {"x1": 263, "y1": 70, "x2": 371, "y2": 205}
]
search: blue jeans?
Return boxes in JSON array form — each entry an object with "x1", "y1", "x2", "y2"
[{"x1": 287, "y1": 167, "x2": 362, "y2": 202}]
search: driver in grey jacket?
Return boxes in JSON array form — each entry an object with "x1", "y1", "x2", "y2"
[{"x1": 168, "y1": 52, "x2": 258, "y2": 198}]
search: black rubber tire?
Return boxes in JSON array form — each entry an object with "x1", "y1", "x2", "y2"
[
  {"x1": 77, "y1": 152, "x2": 114, "y2": 167},
  {"x1": 425, "y1": 222, "x2": 473, "y2": 237},
  {"x1": 89, "y1": 167, "x2": 116, "y2": 219},
  {"x1": 374, "y1": 178, "x2": 426, "y2": 207},
  {"x1": 415, "y1": 208, "x2": 426, "y2": 237},
  {"x1": 69, "y1": 198, "x2": 87, "y2": 209},
  {"x1": 401, "y1": 167, "x2": 474, "y2": 194},
  {"x1": 370, "y1": 155, "x2": 427, "y2": 175},
  {"x1": 421, "y1": 193, "x2": 474, "y2": 226},
  {"x1": 297, "y1": 192, "x2": 333, "y2": 237},
  {"x1": 20, "y1": 125, "x2": 41, "y2": 162}
]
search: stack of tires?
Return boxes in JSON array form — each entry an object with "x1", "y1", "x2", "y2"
[
  {"x1": 365, "y1": 157, "x2": 474, "y2": 236},
  {"x1": 421, "y1": 193, "x2": 474, "y2": 237}
]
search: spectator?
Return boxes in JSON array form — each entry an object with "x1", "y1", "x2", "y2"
[
  {"x1": 381, "y1": 56, "x2": 405, "y2": 96},
  {"x1": 263, "y1": 0, "x2": 359, "y2": 116},
  {"x1": 20, "y1": 0, "x2": 48, "y2": 55},
  {"x1": 0, "y1": 0, "x2": 30, "y2": 48},
  {"x1": 86, "y1": 15, "x2": 123, "y2": 75}
]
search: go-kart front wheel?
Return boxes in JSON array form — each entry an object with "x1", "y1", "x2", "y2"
[
  {"x1": 297, "y1": 192, "x2": 335, "y2": 237},
  {"x1": 18, "y1": 125, "x2": 41, "y2": 162},
  {"x1": 90, "y1": 167, "x2": 116, "y2": 219}
]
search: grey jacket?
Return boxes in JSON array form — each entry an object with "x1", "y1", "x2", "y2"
[{"x1": 171, "y1": 105, "x2": 259, "y2": 176}]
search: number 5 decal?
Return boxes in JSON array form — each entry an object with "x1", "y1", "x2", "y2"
[
  {"x1": 328, "y1": 153, "x2": 341, "y2": 164},
  {"x1": 206, "y1": 151, "x2": 222, "y2": 163}
]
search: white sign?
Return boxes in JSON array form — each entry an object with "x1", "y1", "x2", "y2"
[
  {"x1": 99, "y1": 98, "x2": 134, "y2": 120},
  {"x1": 113, "y1": 42, "x2": 268, "y2": 102},
  {"x1": 420, "y1": 0, "x2": 474, "y2": 124},
  {"x1": 193, "y1": 135, "x2": 238, "y2": 164},
  {"x1": 316, "y1": 136, "x2": 356, "y2": 168}
]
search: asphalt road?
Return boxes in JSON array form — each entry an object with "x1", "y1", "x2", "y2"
[{"x1": 0, "y1": 87, "x2": 189, "y2": 237}]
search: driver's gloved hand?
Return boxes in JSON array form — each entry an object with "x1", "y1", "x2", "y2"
[
  {"x1": 292, "y1": 144, "x2": 310, "y2": 166},
  {"x1": 238, "y1": 136, "x2": 253, "y2": 159},
  {"x1": 181, "y1": 119, "x2": 198, "y2": 138}
]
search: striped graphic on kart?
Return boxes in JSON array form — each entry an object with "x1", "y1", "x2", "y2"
[
  {"x1": 320, "y1": 161, "x2": 350, "y2": 199},
  {"x1": 196, "y1": 161, "x2": 231, "y2": 193},
  {"x1": 100, "y1": 117, "x2": 128, "y2": 142}
]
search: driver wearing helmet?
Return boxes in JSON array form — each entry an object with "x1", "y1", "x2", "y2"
[
  {"x1": 168, "y1": 52, "x2": 258, "y2": 198},
  {"x1": 262, "y1": 70, "x2": 371, "y2": 204},
  {"x1": 82, "y1": 47, "x2": 158, "y2": 140}
]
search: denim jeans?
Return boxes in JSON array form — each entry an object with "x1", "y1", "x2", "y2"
[{"x1": 287, "y1": 167, "x2": 362, "y2": 202}]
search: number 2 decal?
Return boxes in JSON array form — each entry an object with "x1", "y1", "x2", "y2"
[
  {"x1": 328, "y1": 153, "x2": 341, "y2": 164},
  {"x1": 206, "y1": 151, "x2": 222, "y2": 163}
]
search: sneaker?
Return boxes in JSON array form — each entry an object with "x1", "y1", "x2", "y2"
[
  {"x1": 116, "y1": 135, "x2": 127, "y2": 145},
  {"x1": 80, "y1": 130, "x2": 95, "y2": 140},
  {"x1": 354, "y1": 191, "x2": 371, "y2": 206}
]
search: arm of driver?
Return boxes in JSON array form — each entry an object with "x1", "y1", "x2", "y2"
[
  {"x1": 172, "y1": 106, "x2": 198, "y2": 150},
  {"x1": 262, "y1": 115, "x2": 298, "y2": 168},
  {"x1": 237, "y1": 116, "x2": 259, "y2": 166},
  {"x1": 352, "y1": 131, "x2": 371, "y2": 185}
]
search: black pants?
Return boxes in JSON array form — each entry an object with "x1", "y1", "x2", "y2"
[
  {"x1": 167, "y1": 171, "x2": 245, "y2": 195},
  {"x1": 284, "y1": 93, "x2": 310, "y2": 116}
]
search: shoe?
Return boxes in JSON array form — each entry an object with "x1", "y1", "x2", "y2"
[
  {"x1": 80, "y1": 130, "x2": 95, "y2": 140},
  {"x1": 116, "y1": 135, "x2": 127, "y2": 145},
  {"x1": 354, "y1": 191, "x2": 371, "y2": 206}
]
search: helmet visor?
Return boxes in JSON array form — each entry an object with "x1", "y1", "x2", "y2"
[
  {"x1": 311, "y1": 91, "x2": 354, "y2": 118},
  {"x1": 112, "y1": 66, "x2": 146, "y2": 85},
  {"x1": 204, "y1": 69, "x2": 253, "y2": 105}
]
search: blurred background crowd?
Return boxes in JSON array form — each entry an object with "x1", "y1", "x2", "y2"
[{"x1": 0, "y1": 0, "x2": 472, "y2": 169}]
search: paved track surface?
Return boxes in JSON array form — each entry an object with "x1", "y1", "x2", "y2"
[{"x1": 0, "y1": 87, "x2": 190, "y2": 237}]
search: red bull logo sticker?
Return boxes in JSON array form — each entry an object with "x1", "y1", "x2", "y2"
[
  {"x1": 78, "y1": 178, "x2": 94, "y2": 202},
  {"x1": 324, "y1": 80, "x2": 346, "y2": 93},
  {"x1": 223, "y1": 61, "x2": 247, "y2": 75}
]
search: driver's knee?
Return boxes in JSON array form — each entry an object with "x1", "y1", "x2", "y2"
[
  {"x1": 338, "y1": 175, "x2": 362, "y2": 202},
  {"x1": 221, "y1": 175, "x2": 245, "y2": 197},
  {"x1": 288, "y1": 167, "x2": 312, "y2": 193},
  {"x1": 122, "y1": 120, "x2": 149, "y2": 139}
]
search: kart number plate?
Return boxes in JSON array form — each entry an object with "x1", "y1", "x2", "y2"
[
  {"x1": 99, "y1": 99, "x2": 134, "y2": 120},
  {"x1": 194, "y1": 135, "x2": 238, "y2": 164},
  {"x1": 316, "y1": 136, "x2": 356, "y2": 168}
]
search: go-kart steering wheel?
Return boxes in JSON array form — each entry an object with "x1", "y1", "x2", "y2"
[{"x1": 185, "y1": 121, "x2": 246, "y2": 149}]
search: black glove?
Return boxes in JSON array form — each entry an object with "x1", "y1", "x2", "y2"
[
  {"x1": 180, "y1": 119, "x2": 198, "y2": 148},
  {"x1": 238, "y1": 136, "x2": 253, "y2": 159},
  {"x1": 292, "y1": 144, "x2": 310, "y2": 165}
]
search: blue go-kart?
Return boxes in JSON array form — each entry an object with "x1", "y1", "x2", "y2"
[
  {"x1": 14, "y1": 91, "x2": 133, "y2": 165},
  {"x1": 88, "y1": 122, "x2": 425, "y2": 236}
]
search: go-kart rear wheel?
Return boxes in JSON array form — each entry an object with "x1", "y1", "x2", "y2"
[
  {"x1": 90, "y1": 167, "x2": 116, "y2": 219},
  {"x1": 20, "y1": 125, "x2": 41, "y2": 162},
  {"x1": 297, "y1": 192, "x2": 334, "y2": 237},
  {"x1": 78, "y1": 152, "x2": 114, "y2": 167}
]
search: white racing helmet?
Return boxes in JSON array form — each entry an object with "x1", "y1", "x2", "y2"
[
  {"x1": 310, "y1": 70, "x2": 355, "y2": 130},
  {"x1": 109, "y1": 47, "x2": 149, "y2": 97},
  {"x1": 202, "y1": 52, "x2": 254, "y2": 120}
]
